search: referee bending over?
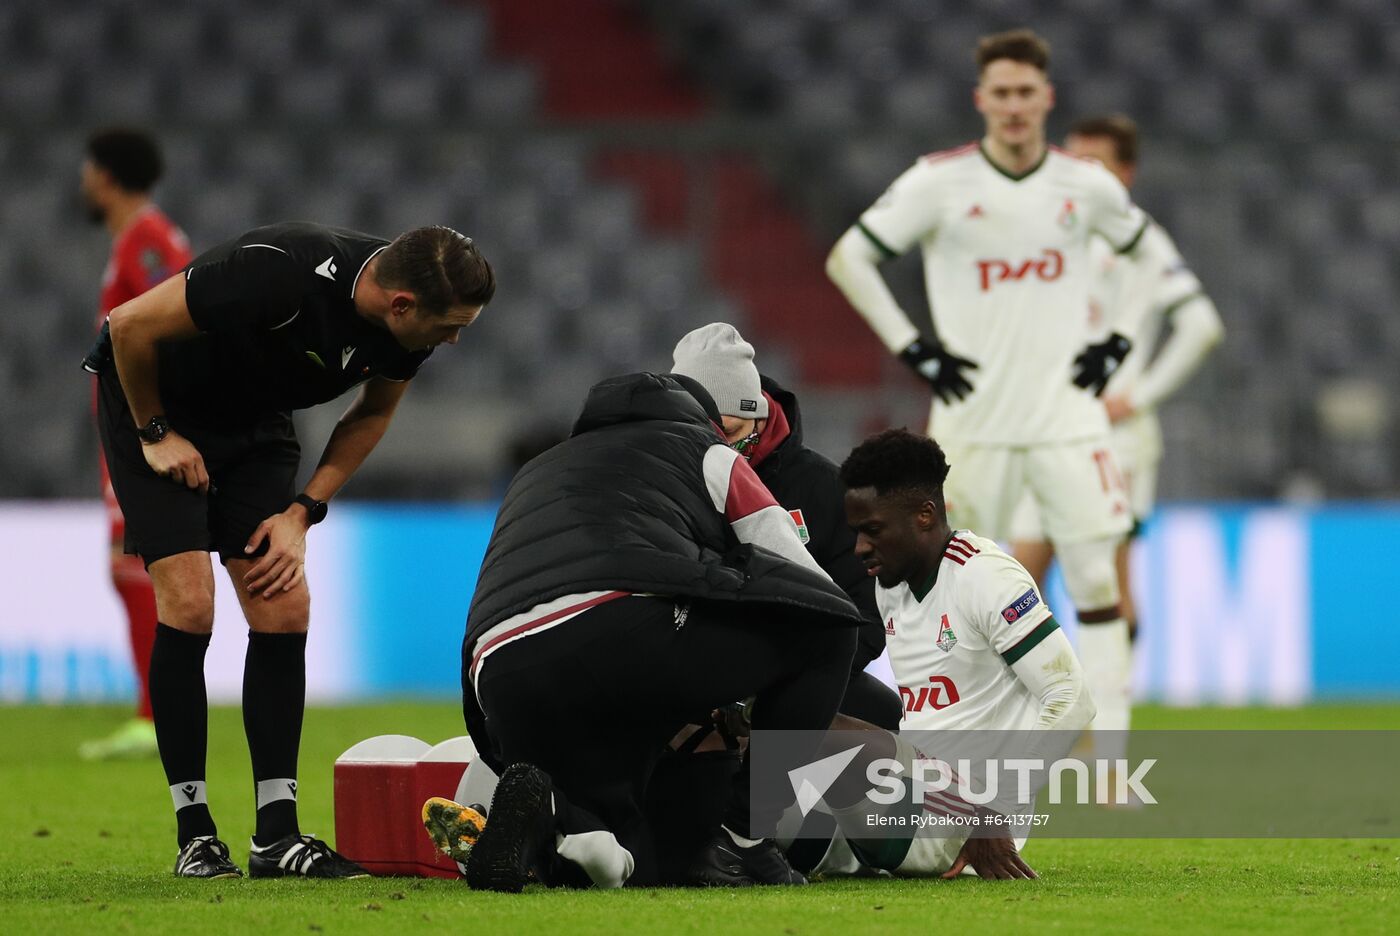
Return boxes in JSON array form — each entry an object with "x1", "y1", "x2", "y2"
[{"x1": 86, "y1": 222, "x2": 494, "y2": 878}]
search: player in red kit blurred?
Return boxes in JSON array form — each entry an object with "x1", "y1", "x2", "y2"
[{"x1": 79, "y1": 128, "x2": 193, "y2": 761}]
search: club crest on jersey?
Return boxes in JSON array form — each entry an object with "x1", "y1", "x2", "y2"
[
  {"x1": 1057, "y1": 198, "x2": 1078, "y2": 228},
  {"x1": 966, "y1": 203, "x2": 984, "y2": 219},
  {"x1": 139, "y1": 248, "x2": 167, "y2": 286},
  {"x1": 1002, "y1": 588, "x2": 1040, "y2": 624},
  {"x1": 935, "y1": 613, "x2": 958, "y2": 652},
  {"x1": 788, "y1": 509, "x2": 810, "y2": 544}
]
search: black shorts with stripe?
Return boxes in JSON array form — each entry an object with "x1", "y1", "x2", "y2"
[{"x1": 96, "y1": 370, "x2": 300, "y2": 567}]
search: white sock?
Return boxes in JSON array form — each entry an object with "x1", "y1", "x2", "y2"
[
  {"x1": 723, "y1": 824, "x2": 764, "y2": 849},
  {"x1": 554, "y1": 830, "x2": 635, "y2": 888},
  {"x1": 1077, "y1": 618, "x2": 1132, "y2": 760}
]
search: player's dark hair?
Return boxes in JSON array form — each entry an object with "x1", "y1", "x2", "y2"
[
  {"x1": 840, "y1": 429, "x2": 950, "y2": 510},
  {"x1": 376, "y1": 226, "x2": 495, "y2": 316},
  {"x1": 1069, "y1": 114, "x2": 1140, "y2": 166},
  {"x1": 85, "y1": 127, "x2": 163, "y2": 193},
  {"x1": 975, "y1": 29, "x2": 1050, "y2": 74}
]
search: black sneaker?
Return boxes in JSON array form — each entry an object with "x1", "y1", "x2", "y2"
[
  {"x1": 248, "y1": 834, "x2": 369, "y2": 879},
  {"x1": 465, "y1": 763, "x2": 555, "y2": 893},
  {"x1": 174, "y1": 835, "x2": 243, "y2": 879},
  {"x1": 688, "y1": 833, "x2": 807, "y2": 887}
]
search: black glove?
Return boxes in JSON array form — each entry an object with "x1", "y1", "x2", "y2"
[
  {"x1": 81, "y1": 318, "x2": 114, "y2": 375},
  {"x1": 899, "y1": 338, "x2": 978, "y2": 404},
  {"x1": 1072, "y1": 332, "x2": 1132, "y2": 396}
]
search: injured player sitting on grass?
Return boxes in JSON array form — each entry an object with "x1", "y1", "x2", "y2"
[{"x1": 781, "y1": 428, "x2": 1096, "y2": 880}]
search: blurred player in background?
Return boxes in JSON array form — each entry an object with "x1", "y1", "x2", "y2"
[
  {"x1": 89, "y1": 221, "x2": 494, "y2": 879},
  {"x1": 1009, "y1": 115, "x2": 1225, "y2": 644},
  {"x1": 78, "y1": 128, "x2": 192, "y2": 761},
  {"x1": 826, "y1": 30, "x2": 1144, "y2": 756}
]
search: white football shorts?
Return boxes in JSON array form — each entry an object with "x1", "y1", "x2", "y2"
[{"x1": 944, "y1": 437, "x2": 1132, "y2": 545}]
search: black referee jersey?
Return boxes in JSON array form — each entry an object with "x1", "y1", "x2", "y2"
[{"x1": 158, "y1": 222, "x2": 434, "y2": 422}]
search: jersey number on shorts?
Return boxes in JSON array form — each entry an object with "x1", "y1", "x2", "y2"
[{"x1": 1092, "y1": 449, "x2": 1126, "y2": 494}]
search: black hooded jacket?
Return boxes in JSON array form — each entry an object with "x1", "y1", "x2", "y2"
[
  {"x1": 462, "y1": 372, "x2": 864, "y2": 661},
  {"x1": 753, "y1": 376, "x2": 884, "y2": 670}
]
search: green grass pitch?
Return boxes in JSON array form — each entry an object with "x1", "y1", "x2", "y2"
[{"x1": 2, "y1": 703, "x2": 1396, "y2": 935}]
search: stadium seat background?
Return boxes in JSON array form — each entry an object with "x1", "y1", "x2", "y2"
[{"x1": 1, "y1": 0, "x2": 1396, "y2": 500}]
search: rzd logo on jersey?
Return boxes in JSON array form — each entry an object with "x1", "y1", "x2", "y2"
[
  {"x1": 976, "y1": 248, "x2": 1063, "y2": 292},
  {"x1": 900, "y1": 675, "x2": 960, "y2": 713}
]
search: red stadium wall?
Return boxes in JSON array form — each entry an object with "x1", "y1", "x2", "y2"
[
  {"x1": 473, "y1": 0, "x2": 886, "y2": 386},
  {"x1": 475, "y1": 0, "x2": 704, "y2": 119}
]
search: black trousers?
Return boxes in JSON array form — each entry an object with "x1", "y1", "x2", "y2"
[
  {"x1": 473, "y1": 595, "x2": 857, "y2": 886},
  {"x1": 643, "y1": 668, "x2": 901, "y2": 883}
]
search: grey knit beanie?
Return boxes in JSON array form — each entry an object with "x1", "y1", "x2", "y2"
[{"x1": 671, "y1": 323, "x2": 769, "y2": 419}]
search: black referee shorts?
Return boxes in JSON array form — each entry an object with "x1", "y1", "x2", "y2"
[{"x1": 96, "y1": 371, "x2": 300, "y2": 567}]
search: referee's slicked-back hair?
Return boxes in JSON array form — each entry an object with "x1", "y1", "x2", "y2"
[
  {"x1": 840, "y1": 429, "x2": 950, "y2": 509},
  {"x1": 975, "y1": 28, "x2": 1050, "y2": 74},
  {"x1": 86, "y1": 127, "x2": 164, "y2": 193},
  {"x1": 1069, "y1": 114, "x2": 1140, "y2": 166},
  {"x1": 376, "y1": 226, "x2": 496, "y2": 316}
]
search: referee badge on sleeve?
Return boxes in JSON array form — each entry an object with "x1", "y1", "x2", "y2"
[{"x1": 788, "y1": 509, "x2": 810, "y2": 545}]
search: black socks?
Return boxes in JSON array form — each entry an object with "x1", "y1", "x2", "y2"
[
  {"x1": 243, "y1": 631, "x2": 307, "y2": 846},
  {"x1": 149, "y1": 623, "x2": 216, "y2": 848},
  {"x1": 151, "y1": 625, "x2": 310, "y2": 848}
]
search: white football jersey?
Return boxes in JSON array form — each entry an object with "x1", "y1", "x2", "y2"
[
  {"x1": 859, "y1": 143, "x2": 1148, "y2": 445},
  {"x1": 1093, "y1": 220, "x2": 1205, "y2": 398},
  {"x1": 879, "y1": 531, "x2": 1058, "y2": 732},
  {"x1": 1089, "y1": 220, "x2": 1208, "y2": 465}
]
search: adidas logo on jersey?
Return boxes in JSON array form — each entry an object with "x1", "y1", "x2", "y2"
[
  {"x1": 966, "y1": 204, "x2": 984, "y2": 219},
  {"x1": 885, "y1": 617, "x2": 896, "y2": 636}
]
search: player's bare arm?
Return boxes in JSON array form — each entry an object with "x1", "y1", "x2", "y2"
[
  {"x1": 242, "y1": 377, "x2": 411, "y2": 599},
  {"x1": 107, "y1": 273, "x2": 209, "y2": 492}
]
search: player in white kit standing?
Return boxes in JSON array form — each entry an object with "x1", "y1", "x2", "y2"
[
  {"x1": 1010, "y1": 115, "x2": 1225, "y2": 645},
  {"x1": 825, "y1": 29, "x2": 1143, "y2": 751},
  {"x1": 795, "y1": 429, "x2": 1094, "y2": 879}
]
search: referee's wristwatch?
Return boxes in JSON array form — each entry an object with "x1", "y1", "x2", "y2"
[
  {"x1": 137, "y1": 415, "x2": 170, "y2": 445},
  {"x1": 293, "y1": 493, "x2": 328, "y2": 526}
]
